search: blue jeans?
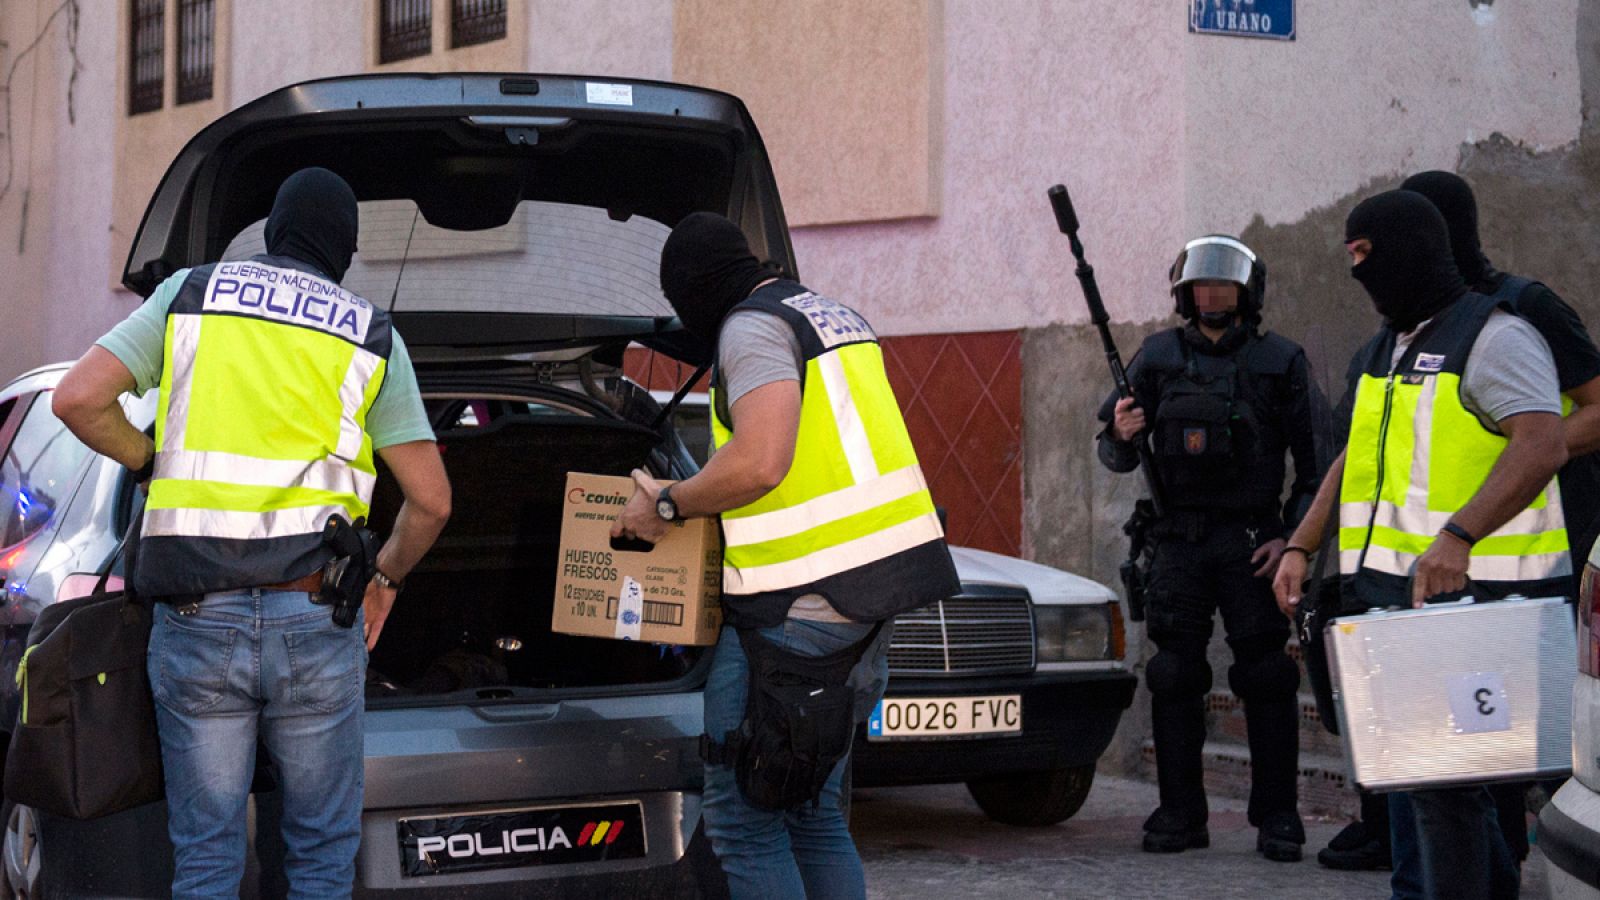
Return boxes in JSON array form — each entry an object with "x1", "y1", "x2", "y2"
[
  {"x1": 1389, "y1": 789, "x2": 1519, "y2": 900},
  {"x1": 1389, "y1": 792, "x2": 1423, "y2": 900},
  {"x1": 148, "y1": 589, "x2": 365, "y2": 899},
  {"x1": 702, "y1": 620, "x2": 891, "y2": 900}
]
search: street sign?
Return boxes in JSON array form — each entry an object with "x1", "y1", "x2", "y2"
[{"x1": 1189, "y1": 0, "x2": 1295, "y2": 41}]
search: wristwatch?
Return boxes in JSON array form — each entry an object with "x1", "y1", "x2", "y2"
[
  {"x1": 373, "y1": 569, "x2": 403, "y2": 592},
  {"x1": 656, "y1": 485, "x2": 681, "y2": 522}
]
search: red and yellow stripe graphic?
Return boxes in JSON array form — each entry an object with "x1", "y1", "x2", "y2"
[{"x1": 576, "y1": 820, "x2": 626, "y2": 847}]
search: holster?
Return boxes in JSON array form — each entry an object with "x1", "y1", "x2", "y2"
[
  {"x1": 315, "y1": 514, "x2": 379, "y2": 628},
  {"x1": 1120, "y1": 499, "x2": 1156, "y2": 622},
  {"x1": 700, "y1": 623, "x2": 883, "y2": 811}
]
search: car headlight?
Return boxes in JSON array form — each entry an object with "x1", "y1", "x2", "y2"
[{"x1": 1034, "y1": 604, "x2": 1120, "y2": 662}]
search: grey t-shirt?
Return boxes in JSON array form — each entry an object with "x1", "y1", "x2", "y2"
[
  {"x1": 1391, "y1": 310, "x2": 1562, "y2": 429},
  {"x1": 719, "y1": 310, "x2": 804, "y2": 407},
  {"x1": 716, "y1": 309, "x2": 850, "y2": 623}
]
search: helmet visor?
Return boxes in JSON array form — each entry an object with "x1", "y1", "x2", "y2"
[{"x1": 1173, "y1": 237, "x2": 1256, "y2": 289}]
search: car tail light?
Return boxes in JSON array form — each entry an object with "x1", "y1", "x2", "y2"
[{"x1": 1579, "y1": 563, "x2": 1598, "y2": 676}]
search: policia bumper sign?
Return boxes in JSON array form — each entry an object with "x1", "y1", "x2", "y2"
[
  {"x1": 1189, "y1": 0, "x2": 1294, "y2": 41},
  {"x1": 397, "y1": 801, "x2": 646, "y2": 877}
]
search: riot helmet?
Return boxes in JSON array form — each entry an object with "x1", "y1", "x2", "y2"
[{"x1": 1169, "y1": 235, "x2": 1266, "y2": 326}]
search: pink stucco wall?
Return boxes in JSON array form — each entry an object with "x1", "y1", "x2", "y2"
[
  {"x1": 1184, "y1": 0, "x2": 1580, "y2": 236},
  {"x1": 791, "y1": 1, "x2": 1186, "y2": 335}
]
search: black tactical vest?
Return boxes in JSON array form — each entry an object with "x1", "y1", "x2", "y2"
[{"x1": 1139, "y1": 327, "x2": 1301, "y2": 514}]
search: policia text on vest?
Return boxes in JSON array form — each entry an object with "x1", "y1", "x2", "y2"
[
  {"x1": 708, "y1": 283, "x2": 958, "y2": 621},
  {"x1": 138, "y1": 257, "x2": 392, "y2": 598}
]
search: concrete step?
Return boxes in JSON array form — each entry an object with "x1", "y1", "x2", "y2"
[
  {"x1": 1139, "y1": 739, "x2": 1357, "y2": 818},
  {"x1": 1205, "y1": 690, "x2": 1346, "y2": 757}
]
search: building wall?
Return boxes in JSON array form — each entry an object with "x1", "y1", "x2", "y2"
[
  {"x1": 789, "y1": 0, "x2": 1186, "y2": 336},
  {"x1": 1184, "y1": 1, "x2": 1579, "y2": 237},
  {"x1": 674, "y1": 0, "x2": 940, "y2": 227},
  {"x1": 1, "y1": 1, "x2": 122, "y2": 381},
  {"x1": 525, "y1": 0, "x2": 673, "y2": 79}
]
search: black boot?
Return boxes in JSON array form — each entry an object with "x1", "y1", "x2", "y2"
[
  {"x1": 1257, "y1": 810, "x2": 1305, "y2": 862},
  {"x1": 1317, "y1": 791, "x2": 1392, "y2": 871},
  {"x1": 1243, "y1": 698, "x2": 1298, "y2": 818},
  {"x1": 1146, "y1": 687, "x2": 1209, "y2": 853},
  {"x1": 1142, "y1": 807, "x2": 1210, "y2": 853}
]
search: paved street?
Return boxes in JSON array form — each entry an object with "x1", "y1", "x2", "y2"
[{"x1": 855, "y1": 776, "x2": 1552, "y2": 900}]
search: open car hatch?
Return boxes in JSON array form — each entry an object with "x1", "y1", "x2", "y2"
[{"x1": 122, "y1": 74, "x2": 795, "y2": 362}]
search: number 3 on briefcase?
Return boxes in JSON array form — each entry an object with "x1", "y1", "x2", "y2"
[{"x1": 1447, "y1": 672, "x2": 1512, "y2": 734}]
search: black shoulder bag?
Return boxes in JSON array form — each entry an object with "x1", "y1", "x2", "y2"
[{"x1": 3, "y1": 514, "x2": 162, "y2": 819}]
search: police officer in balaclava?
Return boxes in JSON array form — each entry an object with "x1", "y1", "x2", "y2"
[
  {"x1": 1393, "y1": 171, "x2": 1600, "y2": 884},
  {"x1": 1403, "y1": 171, "x2": 1600, "y2": 566},
  {"x1": 619, "y1": 212, "x2": 958, "y2": 899},
  {"x1": 1098, "y1": 236, "x2": 1326, "y2": 861},
  {"x1": 1278, "y1": 189, "x2": 1570, "y2": 899},
  {"x1": 53, "y1": 166, "x2": 449, "y2": 897}
]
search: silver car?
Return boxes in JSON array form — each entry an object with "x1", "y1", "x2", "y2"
[
  {"x1": 0, "y1": 74, "x2": 1130, "y2": 897},
  {"x1": 1538, "y1": 542, "x2": 1600, "y2": 898}
]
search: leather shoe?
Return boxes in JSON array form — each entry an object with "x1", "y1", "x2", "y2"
[
  {"x1": 1142, "y1": 807, "x2": 1209, "y2": 854},
  {"x1": 1316, "y1": 821, "x2": 1392, "y2": 871},
  {"x1": 1257, "y1": 810, "x2": 1305, "y2": 863}
]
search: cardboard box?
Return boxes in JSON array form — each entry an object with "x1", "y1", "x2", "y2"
[{"x1": 552, "y1": 473, "x2": 723, "y2": 645}]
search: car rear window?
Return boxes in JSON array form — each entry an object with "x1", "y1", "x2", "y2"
[{"x1": 221, "y1": 199, "x2": 674, "y2": 319}]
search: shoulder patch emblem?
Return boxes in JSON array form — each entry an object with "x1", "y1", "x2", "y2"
[{"x1": 1415, "y1": 353, "x2": 1446, "y2": 373}]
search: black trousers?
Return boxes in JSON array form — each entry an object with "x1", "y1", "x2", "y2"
[{"x1": 1143, "y1": 513, "x2": 1299, "y2": 827}]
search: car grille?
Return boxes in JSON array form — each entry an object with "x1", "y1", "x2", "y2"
[{"x1": 887, "y1": 593, "x2": 1035, "y2": 676}]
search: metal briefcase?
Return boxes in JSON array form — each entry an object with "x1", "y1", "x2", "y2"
[{"x1": 1325, "y1": 596, "x2": 1575, "y2": 792}]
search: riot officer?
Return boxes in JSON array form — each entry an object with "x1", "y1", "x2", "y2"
[{"x1": 1097, "y1": 235, "x2": 1325, "y2": 861}]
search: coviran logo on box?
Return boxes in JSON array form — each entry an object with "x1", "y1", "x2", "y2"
[{"x1": 567, "y1": 485, "x2": 630, "y2": 522}]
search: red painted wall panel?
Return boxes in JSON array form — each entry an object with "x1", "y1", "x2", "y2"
[{"x1": 624, "y1": 328, "x2": 1024, "y2": 556}]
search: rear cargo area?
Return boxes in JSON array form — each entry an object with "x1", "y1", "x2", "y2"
[{"x1": 362, "y1": 410, "x2": 704, "y2": 700}]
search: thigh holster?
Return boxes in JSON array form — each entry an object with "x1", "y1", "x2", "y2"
[{"x1": 700, "y1": 623, "x2": 882, "y2": 811}]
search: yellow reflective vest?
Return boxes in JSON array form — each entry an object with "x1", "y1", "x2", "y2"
[
  {"x1": 1338, "y1": 293, "x2": 1570, "y2": 607},
  {"x1": 709, "y1": 283, "x2": 959, "y2": 620},
  {"x1": 137, "y1": 256, "x2": 391, "y2": 597}
]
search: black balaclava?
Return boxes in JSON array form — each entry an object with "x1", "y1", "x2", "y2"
[
  {"x1": 1344, "y1": 190, "x2": 1467, "y2": 333},
  {"x1": 659, "y1": 212, "x2": 779, "y2": 342},
  {"x1": 1400, "y1": 170, "x2": 1496, "y2": 289},
  {"x1": 263, "y1": 167, "x2": 359, "y2": 282}
]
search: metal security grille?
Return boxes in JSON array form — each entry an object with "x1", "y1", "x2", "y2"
[
  {"x1": 129, "y1": 0, "x2": 164, "y2": 115},
  {"x1": 176, "y1": 0, "x2": 214, "y2": 105},
  {"x1": 451, "y1": 0, "x2": 507, "y2": 48},
  {"x1": 887, "y1": 593, "x2": 1035, "y2": 677},
  {"x1": 379, "y1": 0, "x2": 432, "y2": 64}
]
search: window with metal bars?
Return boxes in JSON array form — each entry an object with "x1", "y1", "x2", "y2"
[
  {"x1": 379, "y1": 0, "x2": 432, "y2": 63},
  {"x1": 176, "y1": 0, "x2": 214, "y2": 105},
  {"x1": 451, "y1": 0, "x2": 506, "y2": 49},
  {"x1": 129, "y1": 0, "x2": 164, "y2": 115}
]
